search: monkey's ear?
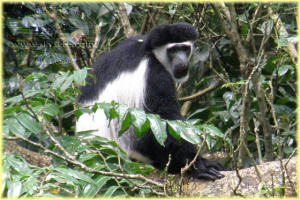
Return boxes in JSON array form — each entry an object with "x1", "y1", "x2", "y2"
[{"x1": 71, "y1": 30, "x2": 85, "y2": 44}]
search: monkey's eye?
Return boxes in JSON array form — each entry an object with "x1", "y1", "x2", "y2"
[
  {"x1": 168, "y1": 46, "x2": 179, "y2": 53},
  {"x1": 181, "y1": 46, "x2": 191, "y2": 54}
]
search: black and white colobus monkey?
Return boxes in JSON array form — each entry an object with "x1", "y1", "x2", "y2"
[{"x1": 77, "y1": 23, "x2": 224, "y2": 180}]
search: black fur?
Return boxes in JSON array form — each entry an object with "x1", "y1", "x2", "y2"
[
  {"x1": 78, "y1": 35, "x2": 146, "y2": 104},
  {"x1": 146, "y1": 23, "x2": 198, "y2": 50},
  {"x1": 78, "y1": 23, "x2": 224, "y2": 180}
]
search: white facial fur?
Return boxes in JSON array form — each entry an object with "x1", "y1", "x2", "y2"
[{"x1": 152, "y1": 41, "x2": 194, "y2": 83}]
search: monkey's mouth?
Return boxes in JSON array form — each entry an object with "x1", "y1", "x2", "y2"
[{"x1": 174, "y1": 67, "x2": 189, "y2": 79}]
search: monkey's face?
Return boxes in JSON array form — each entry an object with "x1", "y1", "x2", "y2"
[
  {"x1": 167, "y1": 44, "x2": 191, "y2": 82},
  {"x1": 153, "y1": 41, "x2": 194, "y2": 83}
]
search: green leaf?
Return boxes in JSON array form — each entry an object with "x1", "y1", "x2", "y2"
[
  {"x1": 274, "y1": 105, "x2": 294, "y2": 118},
  {"x1": 7, "y1": 18, "x2": 19, "y2": 35},
  {"x1": 45, "y1": 174, "x2": 68, "y2": 185},
  {"x1": 119, "y1": 113, "x2": 132, "y2": 136},
  {"x1": 128, "y1": 108, "x2": 147, "y2": 131},
  {"x1": 84, "y1": 176, "x2": 111, "y2": 197},
  {"x1": 255, "y1": 189, "x2": 269, "y2": 196},
  {"x1": 213, "y1": 111, "x2": 231, "y2": 122},
  {"x1": 98, "y1": 3, "x2": 113, "y2": 17},
  {"x1": 74, "y1": 68, "x2": 88, "y2": 86},
  {"x1": 95, "y1": 103, "x2": 112, "y2": 119},
  {"x1": 69, "y1": 15, "x2": 89, "y2": 34},
  {"x1": 16, "y1": 113, "x2": 42, "y2": 135},
  {"x1": 25, "y1": 72, "x2": 47, "y2": 82},
  {"x1": 115, "y1": 104, "x2": 129, "y2": 122},
  {"x1": 3, "y1": 106, "x2": 22, "y2": 115},
  {"x1": 76, "y1": 107, "x2": 93, "y2": 119},
  {"x1": 147, "y1": 114, "x2": 167, "y2": 146},
  {"x1": 185, "y1": 125, "x2": 203, "y2": 144},
  {"x1": 5, "y1": 119, "x2": 30, "y2": 138},
  {"x1": 241, "y1": 24, "x2": 248, "y2": 38},
  {"x1": 22, "y1": 177, "x2": 38, "y2": 195},
  {"x1": 3, "y1": 124, "x2": 9, "y2": 135},
  {"x1": 134, "y1": 119, "x2": 151, "y2": 139},
  {"x1": 278, "y1": 65, "x2": 294, "y2": 76},
  {"x1": 222, "y1": 81, "x2": 245, "y2": 88},
  {"x1": 168, "y1": 121, "x2": 201, "y2": 145},
  {"x1": 109, "y1": 105, "x2": 118, "y2": 120},
  {"x1": 5, "y1": 154, "x2": 29, "y2": 174},
  {"x1": 55, "y1": 167, "x2": 98, "y2": 185},
  {"x1": 205, "y1": 135, "x2": 213, "y2": 150},
  {"x1": 187, "y1": 107, "x2": 207, "y2": 120},
  {"x1": 263, "y1": 56, "x2": 278, "y2": 73},
  {"x1": 102, "y1": 186, "x2": 121, "y2": 197},
  {"x1": 51, "y1": 72, "x2": 69, "y2": 89},
  {"x1": 278, "y1": 87, "x2": 297, "y2": 103},
  {"x1": 79, "y1": 3, "x2": 94, "y2": 17},
  {"x1": 5, "y1": 89, "x2": 46, "y2": 105},
  {"x1": 200, "y1": 125, "x2": 224, "y2": 138},
  {"x1": 167, "y1": 120, "x2": 182, "y2": 142},
  {"x1": 259, "y1": 20, "x2": 273, "y2": 35},
  {"x1": 60, "y1": 74, "x2": 74, "y2": 93},
  {"x1": 78, "y1": 153, "x2": 98, "y2": 163},
  {"x1": 7, "y1": 181, "x2": 22, "y2": 197},
  {"x1": 43, "y1": 104, "x2": 60, "y2": 116},
  {"x1": 47, "y1": 172, "x2": 80, "y2": 185},
  {"x1": 284, "y1": 146, "x2": 294, "y2": 155}
]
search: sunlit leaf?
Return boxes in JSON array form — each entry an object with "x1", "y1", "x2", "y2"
[
  {"x1": 55, "y1": 167, "x2": 97, "y2": 185},
  {"x1": 16, "y1": 113, "x2": 42, "y2": 135},
  {"x1": 147, "y1": 114, "x2": 167, "y2": 146},
  {"x1": 102, "y1": 186, "x2": 121, "y2": 197},
  {"x1": 84, "y1": 176, "x2": 111, "y2": 197}
]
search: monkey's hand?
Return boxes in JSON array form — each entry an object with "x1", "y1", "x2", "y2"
[{"x1": 190, "y1": 157, "x2": 225, "y2": 180}]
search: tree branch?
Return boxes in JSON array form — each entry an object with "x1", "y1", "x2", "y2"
[
  {"x1": 268, "y1": 6, "x2": 297, "y2": 65},
  {"x1": 40, "y1": 3, "x2": 80, "y2": 71},
  {"x1": 178, "y1": 80, "x2": 221, "y2": 102},
  {"x1": 90, "y1": 22, "x2": 103, "y2": 61},
  {"x1": 118, "y1": 3, "x2": 138, "y2": 38}
]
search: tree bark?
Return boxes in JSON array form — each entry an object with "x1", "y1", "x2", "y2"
[
  {"x1": 182, "y1": 157, "x2": 297, "y2": 197},
  {"x1": 118, "y1": 3, "x2": 138, "y2": 38},
  {"x1": 252, "y1": 72, "x2": 274, "y2": 161}
]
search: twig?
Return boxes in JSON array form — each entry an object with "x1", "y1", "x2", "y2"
[
  {"x1": 253, "y1": 118, "x2": 263, "y2": 164},
  {"x1": 178, "y1": 133, "x2": 207, "y2": 195},
  {"x1": 233, "y1": 157, "x2": 245, "y2": 197},
  {"x1": 265, "y1": 81, "x2": 282, "y2": 157},
  {"x1": 107, "y1": 25, "x2": 121, "y2": 51},
  {"x1": 245, "y1": 4, "x2": 262, "y2": 64},
  {"x1": 242, "y1": 142, "x2": 262, "y2": 182},
  {"x1": 140, "y1": 11, "x2": 150, "y2": 35},
  {"x1": 163, "y1": 155, "x2": 173, "y2": 197},
  {"x1": 40, "y1": 3, "x2": 80, "y2": 71},
  {"x1": 90, "y1": 22, "x2": 103, "y2": 61},
  {"x1": 17, "y1": 75, "x2": 39, "y2": 120},
  {"x1": 268, "y1": 6, "x2": 297, "y2": 65},
  {"x1": 118, "y1": 3, "x2": 138, "y2": 38},
  {"x1": 283, "y1": 149, "x2": 297, "y2": 195},
  {"x1": 99, "y1": 21, "x2": 116, "y2": 51},
  {"x1": 178, "y1": 80, "x2": 221, "y2": 102}
]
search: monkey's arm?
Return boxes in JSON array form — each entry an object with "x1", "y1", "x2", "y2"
[{"x1": 135, "y1": 130, "x2": 224, "y2": 180}]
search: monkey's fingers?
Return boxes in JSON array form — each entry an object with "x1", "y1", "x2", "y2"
[
  {"x1": 208, "y1": 168, "x2": 225, "y2": 179},
  {"x1": 195, "y1": 172, "x2": 218, "y2": 180}
]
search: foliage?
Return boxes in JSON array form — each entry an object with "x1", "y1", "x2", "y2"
[
  {"x1": 2, "y1": 2, "x2": 297, "y2": 198},
  {"x1": 3, "y1": 64, "x2": 225, "y2": 197}
]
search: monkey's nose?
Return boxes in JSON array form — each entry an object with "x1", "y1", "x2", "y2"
[{"x1": 174, "y1": 65, "x2": 189, "y2": 79}]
